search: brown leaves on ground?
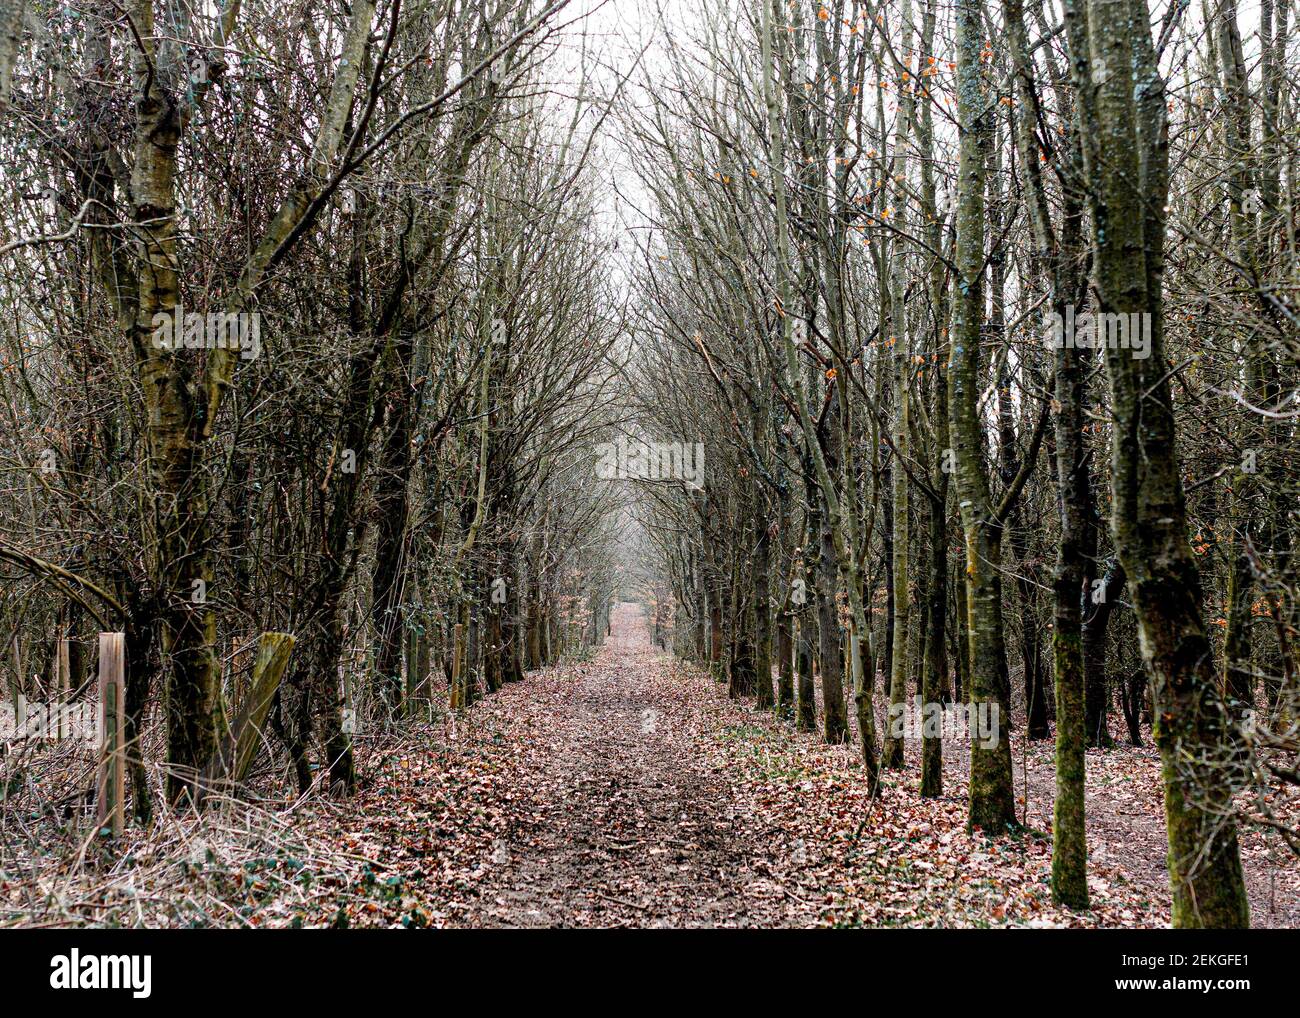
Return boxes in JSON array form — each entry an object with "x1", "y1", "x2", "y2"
[
  {"x1": 291, "y1": 604, "x2": 1300, "y2": 928},
  {"x1": 5, "y1": 603, "x2": 1295, "y2": 928}
]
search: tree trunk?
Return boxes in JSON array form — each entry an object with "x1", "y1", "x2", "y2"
[
  {"x1": 1069, "y1": 0, "x2": 1249, "y2": 926},
  {"x1": 950, "y1": 0, "x2": 1017, "y2": 832}
]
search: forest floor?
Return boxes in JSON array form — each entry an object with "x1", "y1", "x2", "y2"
[{"x1": 3, "y1": 602, "x2": 1296, "y2": 928}]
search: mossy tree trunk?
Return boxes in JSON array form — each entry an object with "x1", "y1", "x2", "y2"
[
  {"x1": 1067, "y1": 0, "x2": 1250, "y2": 927},
  {"x1": 949, "y1": 0, "x2": 1017, "y2": 833}
]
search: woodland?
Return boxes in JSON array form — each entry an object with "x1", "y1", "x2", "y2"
[{"x1": 0, "y1": 0, "x2": 1295, "y2": 930}]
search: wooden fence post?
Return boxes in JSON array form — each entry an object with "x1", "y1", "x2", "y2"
[
  {"x1": 405, "y1": 624, "x2": 431, "y2": 722},
  {"x1": 450, "y1": 623, "x2": 465, "y2": 708},
  {"x1": 96, "y1": 633, "x2": 125, "y2": 838},
  {"x1": 411, "y1": 631, "x2": 430, "y2": 716},
  {"x1": 6, "y1": 637, "x2": 18, "y2": 707},
  {"x1": 4, "y1": 636, "x2": 19, "y2": 715},
  {"x1": 201, "y1": 632, "x2": 295, "y2": 794},
  {"x1": 55, "y1": 637, "x2": 70, "y2": 739}
]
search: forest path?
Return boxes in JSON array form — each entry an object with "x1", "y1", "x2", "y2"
[
  {"x1": 447, "y1": 602, "x2": 809, "y2": 927},
  {"x1": 390, "y1": 604, "x2": 1294, "y2": 929}
]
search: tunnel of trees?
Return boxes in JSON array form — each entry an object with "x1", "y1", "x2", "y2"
[{"x1": 0, "y1": 0, "x2": 1295, "y2": 930}]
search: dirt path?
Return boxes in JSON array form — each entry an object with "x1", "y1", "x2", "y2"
[
  {"x1": 403, "y1": 601, "x2": 1295, "y2": 929},
  {"x1": 9, "y1": 607, "x2": 1290, "y2": 929},
  {"x1": 451, "y1": 603, "x2": 811, "y2": 927}
]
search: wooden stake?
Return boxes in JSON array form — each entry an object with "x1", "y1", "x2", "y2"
[
  {"x1": 411, "y1": 631, "x2": 430, "y2": 715},
  {"x1": 96, "y1": 633, "x2": 125, "y2": 838},
  {"x1": 4, "y1": 636, "x2": 18, "y2": 714},
  {"x1": 450, "y1": 623, "x2": 465, "y2": 708},
  {"x1": 56, "y1": 637, "x2": 70, "y2": 739},
  {"x1": 203, "y1": 632, "x2": 295, "y2": 793}
]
